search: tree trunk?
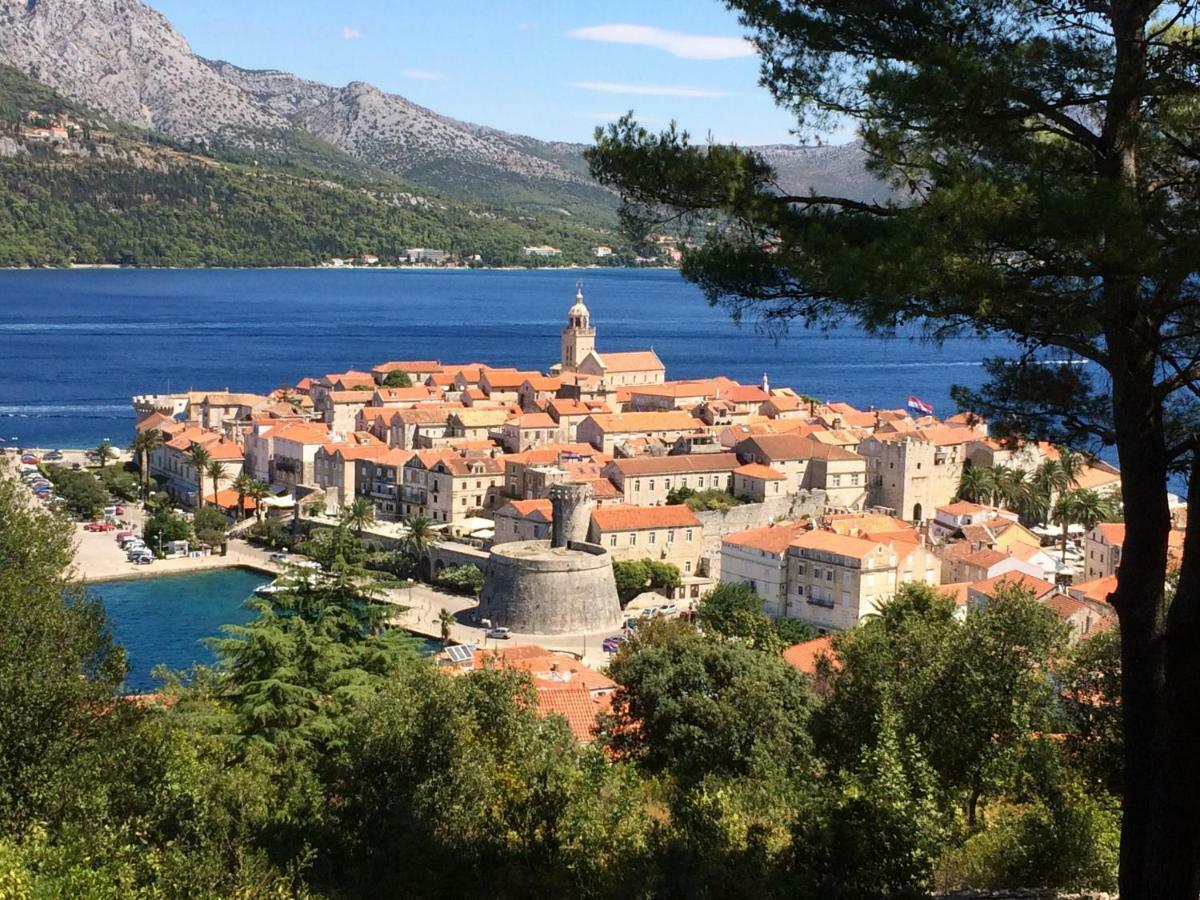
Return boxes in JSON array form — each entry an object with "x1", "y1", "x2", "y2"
[{"x1": 1106, "y1": 329, "x2": 1196, "y2": 898}]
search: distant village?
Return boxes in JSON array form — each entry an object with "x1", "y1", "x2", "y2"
[
  {"x1": 323, "y1": 235, "x2": 683, "y2": 269},
  {"x1": 132, "y1": 285, "x2": 1146, "y2": 657}
]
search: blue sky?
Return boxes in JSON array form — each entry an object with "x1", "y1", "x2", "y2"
[{"x1": 143, "y1": 0, "x2": 814, "y2": 146}]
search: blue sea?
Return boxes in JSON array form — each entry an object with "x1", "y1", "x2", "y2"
[
  {"x1": 88, "y1": 567, "x2": 262, "y2": 692},
  {"x1": 0, "y1": 267, "x2": 1020, "y2": 449}
]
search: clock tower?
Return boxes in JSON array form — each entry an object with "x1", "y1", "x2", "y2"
[{"x1": 560, "y1": 283, "x2": 596, "y2": 372}]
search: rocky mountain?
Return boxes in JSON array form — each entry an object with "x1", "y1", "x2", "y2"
[{"x1": 0, "y1": 0, "x2": 886, "y2": 217}]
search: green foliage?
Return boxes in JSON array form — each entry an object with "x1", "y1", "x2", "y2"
[
  {"x1": 43, "y1": 464, "x2": 109, "y2": 518},
  {"x1": 143, "y1": 508, "x2": 194, "y2": 555},
  {"x1": 96, "y1": 464, "x2": 140, "y2": 502},
  {"x1": 191, "y1": 505, "x2": 229, "y2": 544},
  {"x1": 773, "y1": 616, "x2": 816, "y2": 646},
  {"x1": 603, "y1": 625, "x2": 813, "y2": 783},
  {"x1": 696, "y1": 581, "x2": 782, "y2": 652},
  {"x1": 667, "y1": 485, "x2": 744, "y2": 511},
  {"x1": 0, "y1": 464, "x2": 128, "y2": 833},
  {"x1": 1058, "y1": 629, "x2": 1123, "y2": 796},
  {"x1": 612, "y1": 558, "x2": 681, "y2": 604},
  {"x1": 435, "y1": 563, "x2": 485, "y2": 595},
  {"x1": 380, "y1": 370, "x2": 413, "y2": 388}
]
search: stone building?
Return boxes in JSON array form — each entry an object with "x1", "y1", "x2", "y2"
[
  {"x1": 858, "y1": 426, "x2": 980, "y2": 523},
  {"x1": 478, "y1": 483, "x2": 623, "y2": 635},
  {"x1": 556, "y1": 286, "x2": 666, "y2": 387}
]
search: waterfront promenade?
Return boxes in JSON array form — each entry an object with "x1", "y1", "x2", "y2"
[{"x1": 74, "y1": 515, "x2": 618, "y2": 668}]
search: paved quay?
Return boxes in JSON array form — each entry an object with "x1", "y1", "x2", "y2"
[{"x1": 72, "y1": 511, "x2": 622, "y2": 669}]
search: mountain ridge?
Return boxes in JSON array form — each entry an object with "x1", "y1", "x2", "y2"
[{"x1": 0, "y1": 0, "x2": 887, "y2": 215}]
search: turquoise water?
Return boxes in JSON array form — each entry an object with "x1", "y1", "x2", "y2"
[
  {"x1": 91, "y1": 567, "x2": 441, "y2": 692},
  {"x1": 90, "y1": 567, "x2": 263, "y2": 692}
]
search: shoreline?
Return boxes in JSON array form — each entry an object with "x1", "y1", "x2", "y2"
[
  {"x1": 0, "y1": 264, "x2": 679, "y2": 273},
  {"x1": 81, "y1": 559, "x2": 274, "y2": 585}
]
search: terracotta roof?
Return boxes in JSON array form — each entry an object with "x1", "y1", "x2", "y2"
[
  {"x1": 783, "y1": 635, "x2": 839, "y2": 676},
  {"x1": 508, "y1": 413, "x2": 557, "y2": 429},
  {"x1": 269, "y1": 422, "x2": 332, "y2": 445},
  {"x1": 371, "y1": 360, "x2": 442, "y2": 374},
  {"x1": 320, "y1": 442, "x2": 389, "y2": 461},
  {"x1": 970, "y1": 571, "x2": 1057, "y2": 599},
  {"x1": 1044, "y1": 593, "x2": 1090, "y2": 621},
  {"x1": 937, "y1": 500, "x2": 988, "y2": 517},
  {"x1": 202, "y1": 438, "x2": 243, "y2": 461},
  {"x1": 375, "y1": 386, "x2": 443, "y2": 402},
  {"x1": 451, "y1": 409, "x2": 512, "y2": 428},
  {"x1": 590, "y1": 504, "x2": 701, "y2": 531},
  {"x1": 725, "y1": 384, "x2": 770, "y2": 403},
  {"x1": 482, "y1": 369, "x2": 544, "y2": 390},
  {"x1": 765, "y1": 394, "x2": 802, "y2": 412},
  {"x1": 734, "y1": 463, "x2": 786, "y2": 480},
  {"x1": 789, "y1": 530, "x2": 881, "y2": 560},
  {"x1": 500, "y1": 499, "x2": 554, "y2": 519},
  {"x1": 1070, "y1": 575, "x2": 1118, "y2": 605},
  {"x1": 504, "y1": 443, "x2": 606, "y2": 465},
  {"x1": 612, "y1": 453, "x2": 739, "y2": 476},
  {"x1": 521, "y1": 375, "x2": 562, "y2": 392},
  {"x1": 735, "y1": 433, "x2": 862, "y2": 461},
  {"x1": 201, "y1": 391, "x2": 268, "y2": 407},
  {"x1": 625, "y1": 378, "x2": 729, "y2": 399},
  {"x1": 328, "y1": 390, "x2": 374, "y2": 403},
  {"x1": 322, "y1": 370, "x2": 376, "y2": 389},
  {"x1": 536, "y1": 685, "x2": 612, "y2": 742},
  {"x1": 548, "y1": 398, "x2": 606, "y2": 418},
  {"x1": 585, "y1": 411, "x2": 703, "y2": 433},
  {"x1": 204, "y1": 488, "x2": 258, "y2": 510},
  {"x1": 961, "y1": 547, "x2": 1011, "y2": 569},
  {"x1": 432, "y1": 455, "x2": 504, "y2": 477},
  {"x1": 591, "y1": 349, "x2": 664, "y2": 373},
  {"x1": 135, "y1": 411, "x2": 173, "y2": 432},
  {"x1": 939, "y1": 582, "x2": 972, "y2": 606},
  {"x1": 393, "y1": 406, "x2": 462, "y2": 424},
  {"x1": 919, "y1": 425, "x2": 987, "y2": 446},
  {"x1": 1092, "y1": 522, "x2": 1126, "y2": 545},
  {"x1": 583, "y1": 477, "x2": 623, "y2": 500},
  {"x1": 823, "y1": 513, "x2": 914, "y2": 536},
  {"x1": 1074, "y1": 464, "x2": 1122, "y2": 491},
  {"x1": 724, "y1": 520, "x2": 811, "y2": 554}
]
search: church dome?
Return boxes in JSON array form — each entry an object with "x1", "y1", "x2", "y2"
[{"x1": 567, "y1": 285, "x2": 590, "y2": 322}]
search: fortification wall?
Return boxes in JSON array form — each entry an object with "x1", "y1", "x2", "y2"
[
  {"x1": 696, "y1": 490, "x2": 827, "y2": 579},
  {"x1": 478, "y1": 540, "x2": 622, "y2": 634}
]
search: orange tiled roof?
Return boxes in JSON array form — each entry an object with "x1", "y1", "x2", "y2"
[
  {"x1": 1092, "y1": 522, "x2": 1126, "y2": 545},
  {"x1": 612, "y1": 453, "x2": 740, "y2": 476},
  {"x1": 939, "y1": 582, "x2": 972, "y2": 606},
  {"x1": 783, "y1": 635, "x2": 839, "y2": 676},
  {"x1": 509, "y1": 413, "x2": 557, "y2": 429},
  {"x1": 736, "y1": 433, "x2": 862, "y2": 461},
  {"x1": 970, "y1": 571, "x2": 1057, "y2": 599},
  {"x1": 789, "y1": 529, "x2": 881, "y2": 560},
  {"x1": 734, "y1": 462, "x2": 786, "y2": 480},
  {"x1": 501, "y1": 499, "x2": 554, "y2": 519},
  {"x1": 592, "y1": 349, "x2": 664, "y2": 373},
  {"x1": 371, "y1": 359, "x2": 442, "y2": 374},
  {"x1": 1074, "y1": 464, "x2": 1122, "y2": 490},
  {"x1": 937, "y1": 500, "x2": 988, "y2": 517},
  {"x1": 961, "y1": 547, "x2": 1011, "y2": 569},
  {"x1": 536, "y1": 684, "x2": 614, "y2": 742},
  {"x1": 135, "y1": 411, "x2": 173, "y2": 432},
  {"x1": 724, "y1": 520, "x2": 811, "y2": 554},
  {"x1": 522, "y1": 375, "x2": 562, "y2": 392},
  {"x1": 725, "y1": 384, "x2": 770, "y2": 403},
  {"x1": 204, "y1": 488, "x2": 259, "y2": 510},
  {"x1": 328, "y1": 390, "x2": 373, "y2": 403},
  {"x1": 590, "y1": 504, "x2": 701, "y2": 531},
  {"x1": 1070, "y1": 575, "x2": 1118, "y2": 605},
  {"x1": 483, "y1": 369, "x2": 544, "y2": 390},
  {"x1": 585, "y1": 411, "x2": 703, "y2": 433}
]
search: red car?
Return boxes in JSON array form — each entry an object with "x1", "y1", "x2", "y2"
[
  {"x1": 85, "y1": 521, "x2": 116, "y2": 532},
  {"x1": 114, "y1": 506, "x2": 125, "y2": 516}
]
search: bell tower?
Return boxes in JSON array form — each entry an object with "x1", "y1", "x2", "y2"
[{"x1": 560, "y1": 282, "x2": 596, "y2": 372}]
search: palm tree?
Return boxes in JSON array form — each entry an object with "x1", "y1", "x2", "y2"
[
  {"x1": 438, "y1": 607, "x2": 455, "y2": 644},
  {"x1": 231, "y1": 472, "x2": 252, "y2": 521},
  {"x1": 187, "y1": 444, "x2": 211, "y2": 509},
  {"x1": 957, "y1": 465, "x2": 995, "y2": 504},
  {"x1": 94, "y1": 440, "x2": 116, "y2": 469},
  {"x1": 205, "y1": 460, "x2": 228, "y2": 510},
  {"x1": 128, "y1": 428, "x2": 163, "y2": 500},
  {"x1": 1054, "y1": 488, "x2": 1117, "y2": 564},
  {"x1": 245, "y1": 478, "x2": 271, "y2": 524},
  {"x1": 342, "y1": 496, "x2": 376, "y2": 536},
  {"x1": 404, "y1": 514, "x2": 435, "y2": 554}
]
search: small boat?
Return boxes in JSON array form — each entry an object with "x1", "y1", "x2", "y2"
[{"x1": 254, "y1": 581, "x2": 285, "y2": 597}]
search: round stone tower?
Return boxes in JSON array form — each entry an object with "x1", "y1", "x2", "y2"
[
  {"x1": 549, "y1": 481, "x2": 593, "y2": 548},
  {"x1": 479, "y1": 481, "x2": 621, "y2": 635}
]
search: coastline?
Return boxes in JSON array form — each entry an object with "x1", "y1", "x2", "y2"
[{"x1": 0, "y1": 263, "x2": 678, "y2": 273}]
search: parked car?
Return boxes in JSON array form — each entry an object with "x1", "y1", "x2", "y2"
[
  {"x1": 116, "y1": 531, "x2": 135, "y2": 542},
  {"x1": 641, "y1": 607, "x2": 658, "y2": 619},
  {"x1": 602, "y1": 636, "x2": 627, "y2": 653},
  {"x1": 131, "y1": 551, "x2": 154, "y2": 565},
  {"x1": 485, "y1": 627, "x2": 511, "y2": 640},
  {"x1": 269, "y1": 552, "x2": 290, "y2": 563},
  {"x1": 114, "y1": 505, "x2": 125, "y2": 516},
  {"x1": 43, "y1": 450, "x2": 63, "y2": 461},
  {"x1": 623, "y1": 617, "x2": 640, "y2": 630},
  {"x1": 658, "y1": 603, "x2": 678, "y2": 617}
]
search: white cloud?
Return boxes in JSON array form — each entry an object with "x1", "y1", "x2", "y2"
[
  {"x1": 568, "y1": 24, "x2": 754, "y2": 60},
  {"x1": 567, "y1": 81, "x2": 729, "y2": 98},
  {"x1": 400, "y1": 68, "x2": 444, "y2": 81},
  {"x1": 342, "y1": 26, "x2": 363, "y2": 41}
]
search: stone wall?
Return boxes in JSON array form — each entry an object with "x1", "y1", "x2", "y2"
[
  {"x1": 478, "y1": 540, "x2": 622, "y2": 634},
  {"x1": 696, "y1": 490, "x2": 827, "y2": 579}
]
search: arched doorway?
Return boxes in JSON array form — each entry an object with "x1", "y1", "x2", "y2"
[{"x1": 912, "y1": 502, "x2": 923, "y2": 522}]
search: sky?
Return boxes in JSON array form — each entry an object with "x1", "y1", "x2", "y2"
[{"x1": 142, "y1": 0, "x2": 818, "y2": 146}]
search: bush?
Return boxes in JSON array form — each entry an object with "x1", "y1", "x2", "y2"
[
  {"x1": 97, "y1": 464, "x2": 140, "y2": 501},
  {"x1": 45, "y1": 467, "x2": 108, "y2": 518},
  {"x1": 435, "y1": 564, "x2": 485, "y2": 595},
  {"x1": 667, "y1": 486, "x2": 744, "y2": 511},
  {"x1": 381, "y1": 370, "x2": 412, "y2": 388},
  {"x1": 245, "y1": 520, "x2": 295, "y2": 551},
  {"x1": 612, "y1": 558, "x2": 681, "y2": 604},
  {"x1": 774, "y1": 617, "x2": 816, "y2": 645},
  {"x1": 144, "y1": 509, "x2": 193, "y2": 556}
]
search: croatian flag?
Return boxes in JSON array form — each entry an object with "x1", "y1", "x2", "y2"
[{"x1": 907, "y1": 395, "x2": 934, "y2": 416}]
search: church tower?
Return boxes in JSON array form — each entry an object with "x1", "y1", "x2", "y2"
[{"x1": 560, "y1": 282, "x2": 596, "y2": 372}]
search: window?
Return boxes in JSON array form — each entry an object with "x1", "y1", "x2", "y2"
[
  {"x1": 831, "y1": 475, "x2": 841, "y2": 487},
  {"x1": 629, "y1": 533, "x2": 637, "y2": 546},
  {"x1": 851, "y1": 473, "x2": 860, "y2": 485},
  {"x1": 668, "y1": 530, "x2": 675, "y2": 543},
  {"x1": 796, "y1": 563, "x2": 805, "y2": 576},
  {"x1": 685, "y1": 529, "x2": 693, "y2": 541},
  {"x1": 648, "y1": 531, "x2": 656, "y2": 545},
  {"x1": 609, "y1": 534, "x2": 617, "y2": 547},
  {"x1": 843, "y1": 571, "x2": 852, "y2": 585},
  {"x1": 826, "y1": 570, "x2": 834, "y2": 582},
  {"x1": 649, "y1": 479, "x2": 655, "y2": 491},
  {"x1": 841, "y1": 592, "x2": 851, "y2": 605},
  {"x1": 685, "y1": 561, "x2": 692, "y2": 573},
  {"x1": 634, "y1": 479, "x2": 641, "y2": 491},
  {"x1": 796, "y1": 584, "x2": 805, "y2": 596}
]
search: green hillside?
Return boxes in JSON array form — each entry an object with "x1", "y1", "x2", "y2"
[{"x1": 0, "y1": 65, "x2": 630, "y2": 268}]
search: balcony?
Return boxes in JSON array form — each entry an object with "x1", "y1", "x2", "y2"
[{"x1": 401, "y1": 486, "x2": 427, "y2": 504}]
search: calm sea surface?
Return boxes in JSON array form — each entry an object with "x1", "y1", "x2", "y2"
[
  {"x1": 0, "y1": 267, "x2": 1019, "y2": 449},
  {"x1": 88, "y1": 567, "x2": 262, "y2": 692}
]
